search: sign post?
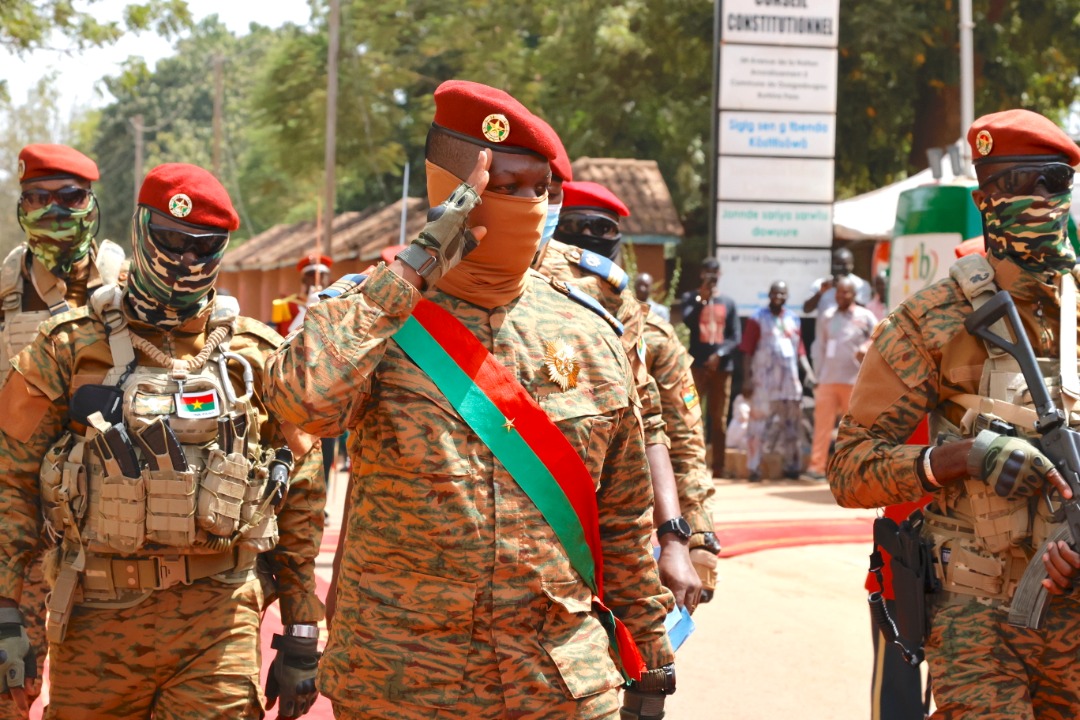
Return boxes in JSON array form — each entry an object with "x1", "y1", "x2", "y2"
[{"x1": 713, "y1": 0, "x2": 841, "y2": 315}]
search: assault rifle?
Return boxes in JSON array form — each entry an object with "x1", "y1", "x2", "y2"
[{"x1": 964, "y1": 289, "x2": 1080, "y2": 629}]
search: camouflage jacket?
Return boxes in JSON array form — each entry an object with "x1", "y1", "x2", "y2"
[
  {"x1": 264, "y1": 264, "x2": 675, "y2": 711},
  {"x1": 538, "y1": 239, "x2": 668, "y2": 447},
  {"x1": 642, "y1": 310, "x2": 715, "y2": 535},
  {"x1": 0, "y1": 294, "x2": 325, "y2": 625},
  {"x1": 830, "y1": 255, "x2": 1073, "y2": 508}
]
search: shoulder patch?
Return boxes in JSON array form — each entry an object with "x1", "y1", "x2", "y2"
[
  {"x1": 0, "y1": 245, "x2": 27, "y2": 303},
  {"x1": 575, "y1": 249, "x2": 629, "y2": 293},
  {"x1": 547, "y1": 276, "x2": 625, "y2": 336},
  {"x1": 319, "y1": 273, "x2": 368, "y2": 301}
]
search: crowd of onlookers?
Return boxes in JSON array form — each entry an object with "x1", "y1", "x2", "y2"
[{"x1": 639, "y1": 247, "x2": 886, "y2": 481}]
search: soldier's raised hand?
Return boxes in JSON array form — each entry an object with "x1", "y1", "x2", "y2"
[{"x1": 396, "y1": 149, "x2": 490, "y2": 288}]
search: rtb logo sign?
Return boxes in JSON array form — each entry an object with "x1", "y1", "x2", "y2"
[{"x1": 889, "y1": 233, "x2": 960, "y2": 303}]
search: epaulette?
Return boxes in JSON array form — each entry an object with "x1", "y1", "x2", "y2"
[
  {"x1": 38, "y1": 304, "x2": 93, "y2": 336},
  {"x1": 318, "y1": 273, "x2": 368, "y2": 300},
  {"x1": 573, "y1": 249, "x2": 629, "y2": 293},
  {"x1": 548, "y1": 277, "x2": 625, "y2": 336}
]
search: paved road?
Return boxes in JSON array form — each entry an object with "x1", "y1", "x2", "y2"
[{"x1": 664, "y1": 478, "x2": 878, "y2": 719}]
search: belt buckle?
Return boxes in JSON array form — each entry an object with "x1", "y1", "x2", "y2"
[{"x1": 155, "y1": 556, "x2": 189, "y2": 590}]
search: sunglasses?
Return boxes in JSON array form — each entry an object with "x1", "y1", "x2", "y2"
[
  {"x1": 557, "y1": 214, "x2": 620, "y2": 239},
  {"x1": 19, "y1": 186, "x2": 92, "y2": 210},
  {"x1": 981, "y1": 162, "x2": 1074, "y2": 196},
  {"x1": 148, "y1": 223, "x2": 229, "y2": 256}
]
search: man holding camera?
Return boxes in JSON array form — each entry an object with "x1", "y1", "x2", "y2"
[{"x1": 680, "y1": 257, "x2": 740, "y2": 478}]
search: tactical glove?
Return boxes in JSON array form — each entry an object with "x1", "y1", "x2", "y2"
[
  {"x1": 265, "y1": 631, "x2": 321, "y2": 719},
  {"x1": 689, "y1": 532, "x2": 721, "y2": 603},
  {"x1": 968, "y1": 430, "x2": 1056, "y2": 500},
  {"x1": 0, "y1": 608, "x2": 31, "y2": 696},
  {"x1": 620, "y1": 688, "x2": 667, "y2": 720},
  {"x1": 396, "y1": 183, "x2": 482, "y2": 287}
]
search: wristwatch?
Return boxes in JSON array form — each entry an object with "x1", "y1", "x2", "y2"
[
  {"x1": 657, "y1": 517, "x2": 692, "y2": 541},
  {"x1": 629, "y1": 663, "x2": 677, "y2": 694},
  {"x1": 283, "y1": 623, "x2": 319, "y2": 639},
  {"x1": 395, "y1": 244, "x2": 438, "y2": 279}
]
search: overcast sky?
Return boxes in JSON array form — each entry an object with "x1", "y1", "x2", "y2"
[{"x1": 1, "y1": 0, "x2": 313, "y2": 114}]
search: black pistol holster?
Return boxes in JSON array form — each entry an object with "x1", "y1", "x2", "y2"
[{"x1": 868, "y1": 510, "x2": 940, "y2": 666}]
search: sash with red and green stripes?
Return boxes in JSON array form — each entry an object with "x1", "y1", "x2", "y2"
[{"x1": 392, "y1": 298, "x2": 646, "y2": 682}]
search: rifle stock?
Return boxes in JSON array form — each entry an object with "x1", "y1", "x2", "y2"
[{"x1": 963, "y1": 290, "x2": 1080, "y2": 629}]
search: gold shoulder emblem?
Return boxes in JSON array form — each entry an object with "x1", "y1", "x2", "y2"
[{"x1": 544, "y1": 338, "x2": 580, "y2": 390}]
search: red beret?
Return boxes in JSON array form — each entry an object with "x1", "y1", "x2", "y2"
[
  {"x1": 538, "y1": 118, "x2": 573, "y2": 182},
  {"x1": 968, "y1": 109, "x2": 1080, "y2": 165},
  {"x1": 18, "y1": 144, "x2": 99, "y2": 183},
  {"x1": 561, "y1": 181, "x2": 630, "y2": 217},
  {"x1": 297, "y1": 254, "x2": 333, "y2": 273},
  {"x1": 432, "y1": 80, "x2": 557, "y2": 161},
  {"x1": 138, "y1": 163, "x2": 239, "y2": 231}
]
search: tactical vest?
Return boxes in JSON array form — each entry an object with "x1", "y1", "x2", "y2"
[
  {"x1": 0, "y1": 241, "x2": 124, "y2": 384},
  {"x1": 39, "y1": 288, "x2": 284, "y2": 638},
  {"x1": 926, "y1": 254, "x2": 1075, "y2": 605}
]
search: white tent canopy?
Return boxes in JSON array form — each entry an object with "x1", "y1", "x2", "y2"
[
  {"x1": 834, "y1": 165, "x2": 1080, "y2": 242},
  {"x1": 833, "y1": 168, "x2": 967, "y2": 242}
]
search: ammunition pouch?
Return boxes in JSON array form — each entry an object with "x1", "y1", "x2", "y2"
[{"x1": 868, "y1": 510, "x2": 940, "y2": 666}]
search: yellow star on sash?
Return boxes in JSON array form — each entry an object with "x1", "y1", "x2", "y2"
[{"x1": 503, "y1": 417, "x2": 516, "y2": 432}]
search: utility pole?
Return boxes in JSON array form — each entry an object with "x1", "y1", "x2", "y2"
[
  {"x1": 959, "y1": 0, "x2": 975, "y2": 170},
  {"x1": 132, "y1": 114, "x2": 144, "y2": 208},
  {"x1": 322, "y1": 0, "x2": 341, "y2": 258},
  {"x1": 212, "y1": 55, "x2": 224, "y2": 177}
]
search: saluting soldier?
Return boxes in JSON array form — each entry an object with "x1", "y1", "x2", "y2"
[
  {"x1": 0, "y1": 163, "x2": 325, "y2": 719},
  {"x1": 264, "y1": 80, "x2": 676, "y2": 720},
  {"x1": 829, "y1": 110, "x2": 1080, "y2": 718}
]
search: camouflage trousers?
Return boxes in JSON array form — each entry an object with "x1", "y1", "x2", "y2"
[
  {"x1": 0, "y1": 554, "x2": 47, "y2": 719},
  {"x1": 45, "y1": 577, "x2": 265, "y2": 720},
  {"x1": 927, "y1": 594, "x2": 1080, "y2": 719}
]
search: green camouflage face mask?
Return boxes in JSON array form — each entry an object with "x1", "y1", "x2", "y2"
[
  {"x1": 978, "y1": 192, "x2": 1074, "y2": 274},
  {"x1": 17, "y1": 196, "x2": 99, "y2": 275}
]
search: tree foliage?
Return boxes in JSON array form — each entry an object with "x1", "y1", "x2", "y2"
[
  {"x1": 837, "y1": 0, "x2": 1080, "y2": 198},
  {"x1": 0, "y1": 0, "x2": 191, "y2": 54}
]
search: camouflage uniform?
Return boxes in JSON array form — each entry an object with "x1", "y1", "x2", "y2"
[
  {"x1": 0, "y1": 297, "x2": 325, "y2": 719},
  {"x1": 538, "y1": 239, "x2": 667, "y2": 448},
  {"x1": 265, "y1": 264, "x2": 675, "y2": 719},
  {"x1": 641, "y1": 310, "x2": 714, "y2": 536},
  {"x1": 830, "y1": 255, "x2": 1080, "y2": 718},
  {"x1": 0, "y1": 241, "x2": 122, "y2": 716}
]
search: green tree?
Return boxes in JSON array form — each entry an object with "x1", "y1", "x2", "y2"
[{"x1": 836, "y1": 0, "x2": 1080, "y2": 197}]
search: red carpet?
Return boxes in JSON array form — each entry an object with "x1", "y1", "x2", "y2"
[
  {"x1": 716, "y1": 517, "x2": 874, "y2": 558},
  {"x1": 28, "y1": 519, "x2": 871, "y2": 719}
]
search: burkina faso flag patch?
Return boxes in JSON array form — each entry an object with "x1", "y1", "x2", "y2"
[{"x1": 175, "y1": 389, "x2": 221, "y2": 419}]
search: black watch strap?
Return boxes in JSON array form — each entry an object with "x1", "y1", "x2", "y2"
[{"x1": 657, "y1": 516, "x2": 692, "y2": 540}]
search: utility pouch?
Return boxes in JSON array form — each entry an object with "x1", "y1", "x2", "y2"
[
  {"x1": 868, "y1": 510, "x2": 940, "y2": 666},
  {"x1": 91, "y1": 430, "x2": 146, "y2": 553},
  {"x1": 136, "y1": 419, "x2": 198, "y2": 546},
  {"x1": 197, "y1": 447, "x2": 247, "y2": 538}
]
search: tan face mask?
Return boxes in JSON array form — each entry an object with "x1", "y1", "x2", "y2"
[{"x1": 425, "y1": 160, "x2": 547, "y2": 309}]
